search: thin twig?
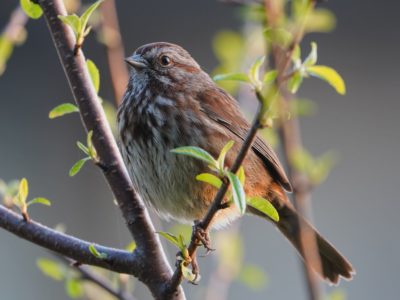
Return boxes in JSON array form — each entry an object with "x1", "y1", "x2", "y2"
[
  {"x1": 99, "y1": 0, "x2": 129, "y2": 105},
  {"x1": 0, "y1": 6, "x2": 28, "y2": 75},
  {"x1": 2, "y1": 7, "x2": 28, "y2": 41},
  {"x1": 263, "y1": 1, "x2": 324, "y2": 299},
  {"x1": 56, "y1": 255, "x2": 137, "y2": 300},
  {"x1": 168, "y1": 100, "x2": 264, "y2": 292}
]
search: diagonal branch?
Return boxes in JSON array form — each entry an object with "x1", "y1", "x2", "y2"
[
  {"x1": 99, "y1": 0, "x2": 129, "y2": 105},
  {"x1": 24, "y1": 1, "x2": 185, "y2": 299}
]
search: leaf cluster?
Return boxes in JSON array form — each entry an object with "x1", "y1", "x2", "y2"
[
  {"x1": 58, "y1": 0, "x2": 104, "y2": 51},
  {"x1": 37, "y1": 258, "x2": 84, "y2": 298},
  {"x1": 1, "y1": 178, "x2": 51, "y2": 221},
  {"x1": 289, "y1": 42, "x2": 346, "y2": 95}
]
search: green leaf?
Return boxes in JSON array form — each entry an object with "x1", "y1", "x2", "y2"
[
  {"x1": 290, "y1": 148, "x2": 314, "y2": 173},
  {"x1": 263, "y1": 70, "x2": 277, "y2": 84},
  {"x1": 17, "y1": 178, "x2": 29, "y2": 206},
  {"x1": 304, "y1": 9, "x2": 336, "y2": 33},
  {"x1": 217, "y1": 140, "x2": 234, "y2": 170},
  {"x1": 83, "y1": 26, "x2": 92, "y2": 38},
  {"x1": 213, "y1": 30, "x2": 243, "y2": 64},
  {"x1": 89, "y1": 244, "x2": 107, "y2": 259},
  {"x1": 241, "y1": 3, "x2": 266, "y2": 21},
  {"x1": 49, "y1": 103, "x2": 79, "y2": 119},
  {"x1": 168, "y1": 224, "x2": 192, "y2": 244},
  {"x1": 69, "y1": 157, "x2": 90, "y2": 177},
  {"x1": 86, "y1": 130, "x2": 97, "y2": 159},
  {"x1": 196, "y1": 173, "x2": 222, "y2": 189},
  {"x1": 217, "y1": 232, "x2": 243, "y2": 275},
  {"x1": 264, "y1": 28, "x2": 293, "y2": 48},
  {"x1": 288, "y1": 98, "x2": 317, "y2": 117},
  {"x1": 102, "y1": 100, "x2": 118, "y2": 136},
  {"x1": 65, "y1": 278, "x2": 84, "y2": 299},
  {"x1": 237, "y1": 166, "x2": 246, "y2": 186},
  {"x1": 304, "y1": 42, "x2": 318, "y2": 67},
  {"x1": 226, "y1": 171, "x2": 246, "y2": 214},
  {"x1": 58, "y1": 15, "x2": 81, "y2": 36},
  {"x1": 213, "y1": 73, "x2": 249, "y2": 83},
  {"x1": 307, "y1": 65, "x2": 346, "y2": 95},
  {"x1": 212, "y1": 30, "x2": 244, "y2": 94},
  {"x1": 86, "y1": 59, "x2": 100, "y2": 93},
  {"x1": 20, "y1": 0, "x2": 43, "y2": 19},
  {"x1": 292, "y1": 45, "x2": 301, "y2": 62},
  {"x1": 177, "y1": 234, "x2": 187, "y2": 253},
  {"x1": 157, "y1": 231, "x2": 181, "y2": 249},
  {"x1": 0, "y1": 179, "x2": 19, "y2": 202},
  {"x1": 239, "y1": 264, "x2": 268, "y2": 290},
  {"x1": 327, "y1": 289, "x2": 346, "y2": 300},
  {"x1": 171, "y1": 146, "x2": 217, "y2": 166},
  {"x1": 180, "y1": 262, "x2": 197, "y2": 282},
  {"x1": 36, "y1": 258, "x2": 64, "y2": 281},
  {"x1": 309, "y1": 152, "x2": 337, "y2": 185},
  {"x1": 27, "y1": 197, "x2": 51, "y2": 207},
  {"x1": 125, "y1": 241, "x2": 137, "y2": 252},
  {"x1": 248, "y1": 56, "x2": 265, "y2": 89},
  {"x1": 80, "y1": 0, "x2": 104, "y2": 34},
  {"x1": 247, "y1": 196, "x2": 279, "y2": 222},
  {"x1": 292, "y1": 0, "x2": 309, "y2": 20},
  {"x1": 287, "y1": 71, "x2": 303, "y2": 93},
  {"x1": 0, "y1": 36, "x2": 14, "y2": 76},
  {"x1": 77, "y1": 141, "x2": 89, "y2": 156}
]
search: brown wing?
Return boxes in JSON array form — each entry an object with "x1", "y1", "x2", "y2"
[{"x1": 198, "y1": 87, "x2": 292, "y2": 192}]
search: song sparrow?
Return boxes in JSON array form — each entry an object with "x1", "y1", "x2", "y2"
[{"x1": 118, "y1": 42, "x2": 354, "y2": 284}]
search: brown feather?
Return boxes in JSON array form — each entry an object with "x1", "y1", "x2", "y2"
[{"x1": 197, "y1": 88, "x2": 292, "y2": 191}]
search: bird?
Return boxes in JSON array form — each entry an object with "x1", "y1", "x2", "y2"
[{"x1": 117, "y1": 42, "x2": 354, "y2": 284}]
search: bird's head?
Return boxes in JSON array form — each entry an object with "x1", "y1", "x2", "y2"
[{"x1": 125, "y1": 42, "x2": 207, "y2": 90}]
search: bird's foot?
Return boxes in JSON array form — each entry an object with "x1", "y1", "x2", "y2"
[
  {"x1": 192, "y1": 220, "x2": 215, "y2": 256},
  {"x1": 188, "y1": 255, "x2": 201, "y2": 284},
  {"x1": 175, "y1": 251, "x2": 201, "y2": 284}
]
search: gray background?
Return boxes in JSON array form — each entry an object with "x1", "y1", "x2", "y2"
[{"x1": 1, "y1": 1, "x2": 399, "y2": 299}]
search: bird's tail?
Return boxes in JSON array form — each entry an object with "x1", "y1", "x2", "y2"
[
  {"x1": 248, "y1": 188, "x2": 355, "y2": 284},
  {"x1": 276, "y1": 204, "x2": 354, "y2": 284}
]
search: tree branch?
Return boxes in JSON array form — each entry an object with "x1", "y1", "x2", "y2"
[
  {"x1": 0, "y1": 6, "x2": 28, "y2": 75},
  {"x1": 264, "y1": 1, "x2": 324, "y2": 299},
  {"x1": 99, "y1": 0, "x2": 129, "y2": 105},
  {"x1": 2, "y1": 7, "x2": 28, "y2": 42},
  {"x1": 56, "y1": 255, "x2": 137, "y2": 300},
  {"x1": 0, "y1": 205, "x2": 138, "y2": 274},
  {"x1": 19, "y1": 1, "x2": 185, "y2": 298}
]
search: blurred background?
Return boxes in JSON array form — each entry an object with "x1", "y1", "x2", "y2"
[{"x1": 1, "y1": 0, "x2": 399, "y2": 299}]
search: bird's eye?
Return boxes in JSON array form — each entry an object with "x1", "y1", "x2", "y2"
[{"x1": 160, "y1": 55, "x2": 171, "y2": 66}]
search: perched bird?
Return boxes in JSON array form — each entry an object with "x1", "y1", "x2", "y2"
[{"x1": 118, "y1": 42, "x2": 354, "y2": 284}]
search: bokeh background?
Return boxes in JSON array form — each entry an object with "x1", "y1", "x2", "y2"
[{"x1": 1, "y1": 1, "x2": 399, "y2": 299}]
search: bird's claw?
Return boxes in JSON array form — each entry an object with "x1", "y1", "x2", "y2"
[
  {"x1": 175, "y1": 251, "x2": 201, "y2": 284},
  {"x1": 192, "y1": 221, "x2": 214, "y2": 253}
]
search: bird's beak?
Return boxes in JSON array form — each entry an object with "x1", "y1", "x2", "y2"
[{"x1": 125, "y1": 56, "x2": 147, "y2": 70}]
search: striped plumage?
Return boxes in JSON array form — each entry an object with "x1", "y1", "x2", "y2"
[{"x1": 118, "y1": 42, "x2": 354, "y2": 284}]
